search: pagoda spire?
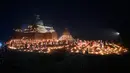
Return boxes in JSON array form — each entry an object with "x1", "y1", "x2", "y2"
[{"x1": 35, "y1": 14, "x2": 40, "y2": 21}]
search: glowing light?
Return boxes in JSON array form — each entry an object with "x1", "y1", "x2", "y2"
[
  {"x1": 115, "y1": 32, "x2": 120, "y2": 35},
  {"x1": 6, "y1": 38, "x2": 128, "y2": 55}
]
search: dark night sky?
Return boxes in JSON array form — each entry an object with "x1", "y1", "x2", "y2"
[{"x1": 0, "y1": 0, "x2": 128, "y2": 41}]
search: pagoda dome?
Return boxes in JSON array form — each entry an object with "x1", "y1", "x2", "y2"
[{"x1": 36, "y1": 20, "x2": 44, "y2": 25}]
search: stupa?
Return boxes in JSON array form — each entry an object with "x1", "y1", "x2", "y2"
[{"x1": 59, "y1": 28, "x2": 74, "y2": 41}]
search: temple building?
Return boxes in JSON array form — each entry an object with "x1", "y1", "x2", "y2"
[
  {"x1": 12, "y1": 15, "x2": 58, "y2": 40},
  {"x1": 59, "y1": 28, "x2": 74, "y2": 41}
]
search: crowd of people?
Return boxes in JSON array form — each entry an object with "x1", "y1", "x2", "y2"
[{"x1": 6, "y1": 39, "x2": 128, "y2": 55}]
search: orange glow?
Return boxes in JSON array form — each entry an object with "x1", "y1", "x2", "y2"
[{"x1": 6, "y1": 39, "x2": 128, "y2": 55}]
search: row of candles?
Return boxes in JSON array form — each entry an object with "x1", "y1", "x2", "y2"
[{"x1": 6, "y1": 39, "x2": 128, "y2": 55}]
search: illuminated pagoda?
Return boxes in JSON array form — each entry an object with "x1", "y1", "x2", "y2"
[
  {"x1": 59, "y1": 28, "x2": 74, "y2": 41},
  {"x1": 12, "y1": 15, "x2": 58, "y2": 40}
]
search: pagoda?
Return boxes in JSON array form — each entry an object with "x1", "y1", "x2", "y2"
[{"x1": 59, "y1": 28, "x2": 74, "y2": 41}]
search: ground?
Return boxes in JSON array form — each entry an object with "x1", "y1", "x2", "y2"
[{"x1": 1, "y1": 50, "x2": 130, "y2": 73}]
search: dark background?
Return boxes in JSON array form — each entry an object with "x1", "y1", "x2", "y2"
[{"x1": 0, "y1": 0, "x2": 129, "y2": 46}]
